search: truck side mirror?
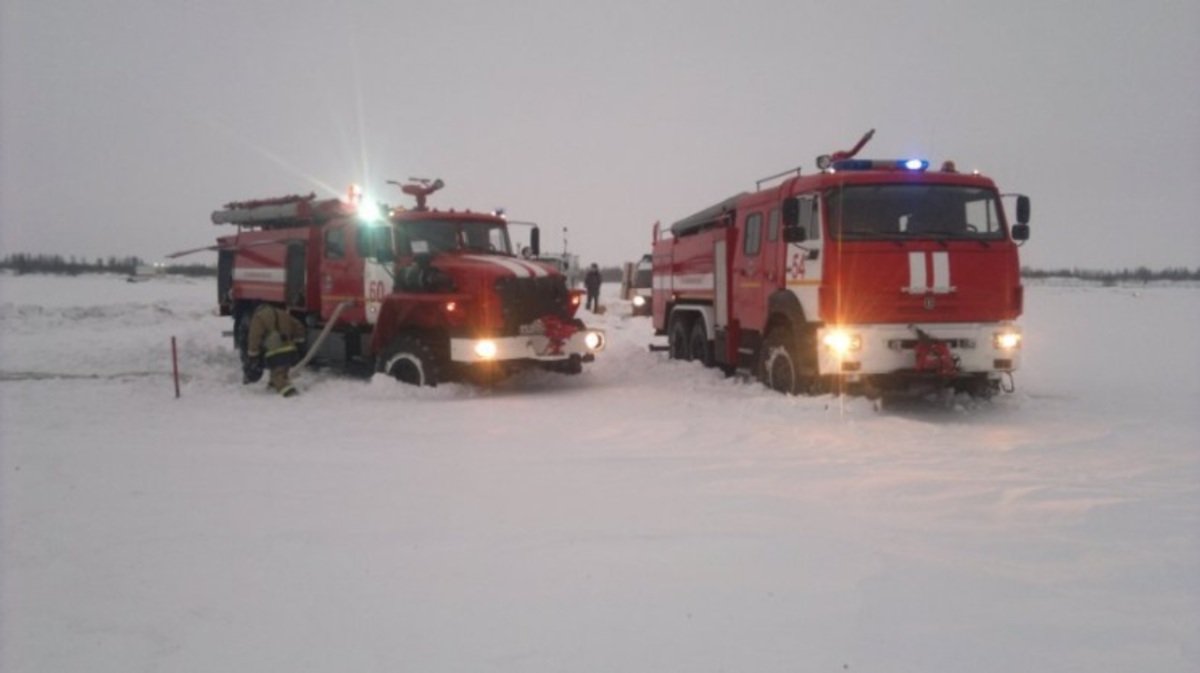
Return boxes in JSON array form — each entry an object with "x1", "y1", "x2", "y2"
[
  {"x1": 781, "y1": 198, "x2": 799, "y2": 228},
  {"x1": 783, "y1": 226, "x2": 808, "y2": 243},
  {"x1": 1011, "y1": 223, "x2": 1030, "y2": 241},
  {"x1": 1016, "y1": 195, "x2": 1030, "y2": 225},
  {"x1": 530, "y1": 226, "x2": 540, "y2": 257}
]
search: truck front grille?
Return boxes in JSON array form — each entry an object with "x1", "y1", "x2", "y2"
[{"x1": 493, "y1": 276, "x2": 572, "y2": 335}]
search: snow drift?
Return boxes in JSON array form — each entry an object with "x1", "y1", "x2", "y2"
[{"x1": 1, "y1": 273, "x2": 1197, "y2": 672}]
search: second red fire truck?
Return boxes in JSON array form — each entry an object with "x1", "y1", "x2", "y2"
[{"x1": 652, "y1": 130, "x2": 1031, "y2": 398}]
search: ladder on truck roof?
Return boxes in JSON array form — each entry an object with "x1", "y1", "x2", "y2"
[
  {"x1": 211, "y1": 193, "x2": 354, "y2": 229},
  {"x1": 669, "y1": 192, "x2": 746, "y2": 237}
]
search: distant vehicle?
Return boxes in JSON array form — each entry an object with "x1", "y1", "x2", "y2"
[
  {"x1": 126, "y1": 264, "x2": 163, "y2": 283},
  {"x1": 652, "y1": 130, "x2": 1030, "y2": 398},
  {"x1": 532, "y1": 252, "x2": 581, "y2": 288},
  {"x1": 204, "y1": 179, "x2": 605, "y2": 386},
  {"x1": 622, "y1": 254, "x2": 653, "y2": 316}
]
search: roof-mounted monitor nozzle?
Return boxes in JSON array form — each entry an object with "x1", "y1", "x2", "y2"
[
  {"x1": 816, "y1": 128, "x2": 875, "y2": 170},
  {"x1": 388, "y1": 177, "x2": 445, "y2": 211}
]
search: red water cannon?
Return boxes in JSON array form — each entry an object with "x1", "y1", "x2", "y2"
[
  {"x1": 816, "y1": 128, "x2": 875, "y2": 170},
  {"x1": 388, "y1": 178, "x2": 445, "y2": 211}
]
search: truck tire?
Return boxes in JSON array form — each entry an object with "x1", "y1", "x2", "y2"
[
  {"x1": 380, "y1": 335, "x2": 440, "y2": 387},
  {"x1": 689, "y1": 319, "x2": 712, "y2": 367},
  {"x1": 668, "y1": 313, "x2": 692, "y2": 361},
  {"x1": 759, "y1": 325, "x2": 817, "y2": 395}
]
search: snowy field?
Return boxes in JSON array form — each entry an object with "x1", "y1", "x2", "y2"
[{"x1": 2, "y1": 272, "x2": 1198, "y2": 673}]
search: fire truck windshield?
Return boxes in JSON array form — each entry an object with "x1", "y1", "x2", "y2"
[
  {"x1": 357, "y1": 224, "x2": 396, "y2": 262},
  {"x1": 396, "y1": 219, "x2": 514, "y2": 256},
  {"x1": 825, "y1": 184, "x2": 1007, "y2": 241}
]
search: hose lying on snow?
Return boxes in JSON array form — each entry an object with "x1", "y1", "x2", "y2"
[{"x1": 289, "y1": 301, "x2": 351, "y2": 377}]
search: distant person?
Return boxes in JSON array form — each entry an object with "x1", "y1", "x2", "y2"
[
  {"x1": 584, "y1": 263, "x2": 602, "y2": 312},
  {"x1": 244, "y1": 303, "x2": 306, "y2": 397}
]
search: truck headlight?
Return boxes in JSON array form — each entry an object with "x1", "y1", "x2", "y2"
[
  {"x1": 474, "y1": 340, "x2": 498, "y2": 359},
  {"x1": 632, "y1": 295, "x2": 647, "y2": 307},
  {"x1": 584, "y1": 331, "x2": 605, "y2": 351},
  {"x1": 822, "y1": 329, "x2": 861, "y2": 356},
  {"x1": 993, "y1": 330, "x2": 1022, "y2": 351}
]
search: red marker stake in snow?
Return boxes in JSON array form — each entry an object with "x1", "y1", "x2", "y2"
[{"x1": 171, "y1": 336, "x2": 180, "y2": 399}]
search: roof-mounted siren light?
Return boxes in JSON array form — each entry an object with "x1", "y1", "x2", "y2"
[
  {"x1": 824, "y1": 158, "x2": 931, "y2": 172},
  {"x1": 388, "y1": 177, "x2": 445, "y2": 211},
  {"x1": 346, "y1": 183, "x2": 386, "y2": 222},
  {"x1": 817, "y1": 128, "x2": 876, "y2": 170}
]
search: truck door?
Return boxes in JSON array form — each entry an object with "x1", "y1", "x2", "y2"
[
  {"x1": 320, "y1": 223, "x2": 365, "y2": 323},
  {"x1": 357, "y1": 223, "x2": 394, "y2": 325},
  {"x1": 784, "y1": 195, "x2": 823, "y2": 322}
]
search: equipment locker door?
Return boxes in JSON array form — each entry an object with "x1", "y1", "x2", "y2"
[
  {"x1": 731, "y1": 210, "x2": 768, "y2": 332},
  {"x1": 285, "y1": 242, "x2": 307, "y2": 308}
]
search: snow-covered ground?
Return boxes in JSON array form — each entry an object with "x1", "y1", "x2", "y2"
[{"x1": 2, "y1": 272, "x2": 1197, "y2": 672}]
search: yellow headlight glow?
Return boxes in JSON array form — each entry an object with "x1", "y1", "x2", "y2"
[
  {"x1": 822, "y1": 330, "x2": 861, "y2": 355},
  {"x1": 584, "y1": 331, "x2": 604, "y2": 351},
  {"x1": 994, "y1": 331, "x2": 1022, "y2": 350},
  {"x1": 474, "y1": 340, "x2": 498, "y2": 359}
]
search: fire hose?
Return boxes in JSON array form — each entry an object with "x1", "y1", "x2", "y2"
[{"x1": 289, "y1": 301, "x2": 351, "y2": 376}]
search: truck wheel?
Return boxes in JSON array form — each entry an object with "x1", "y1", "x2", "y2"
[
  {"x1": 689, "y1": 319, "x2": 712, "y2": 367},
  {"x1": 759, "y1": 325, "x2": 816, "y2": 395},
  {"x1": 668, "y1": 313, "x2": 692, "y2": 361},
  {"x1": 380, "y1": 335, "x2": 439, "y2": 387}
]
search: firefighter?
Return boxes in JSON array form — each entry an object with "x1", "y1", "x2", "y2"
[
  {"x1": 584, "y1": 263, "x2": 602, "y2": 312},
  {"x1": 244, "y1": 303, "x2": 306, "y2": 397}
]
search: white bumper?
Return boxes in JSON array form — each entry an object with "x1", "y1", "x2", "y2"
[
  {"x1": 816, "y1": 322, "x2": 1022, "y2": 379},
  {"x1": 450, "y1": 329, "x2": 606, "y2": 363}
]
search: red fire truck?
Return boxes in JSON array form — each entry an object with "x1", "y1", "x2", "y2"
[
  {"x1": 207, "y1": 179, "x2": 605, "y2": 386},
  {"x1": 652, "y1": 130, "x2": 1030, "y2": 398}
]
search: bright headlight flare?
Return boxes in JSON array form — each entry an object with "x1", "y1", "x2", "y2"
[
  {"x1": 994, "y1": 330, "x2": 1022, "y2": 350},
  {"x1": 632, "y1": 295, "x2": 647, "y2": 307},
  {"x1": 822, "y1": 329, "x2": 862, "y2": 355},
  {"x1": 474, "y1": 340, "x2": 498, "y2": 359},
  {"x1": 584, "y1": 331, "x2": 604, "y2": 351},
  {"x1": 357, "y1": 199, "x2": 385, "y2": 222}
]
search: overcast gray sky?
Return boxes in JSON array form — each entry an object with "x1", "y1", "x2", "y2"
[{"x1": 3, "y1": 0, "x2": 1198, "y2": 270}]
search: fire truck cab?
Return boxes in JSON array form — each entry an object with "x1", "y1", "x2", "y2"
[{"x1": 652, "y1": 131, "x2": 1031, "y2": 398}]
